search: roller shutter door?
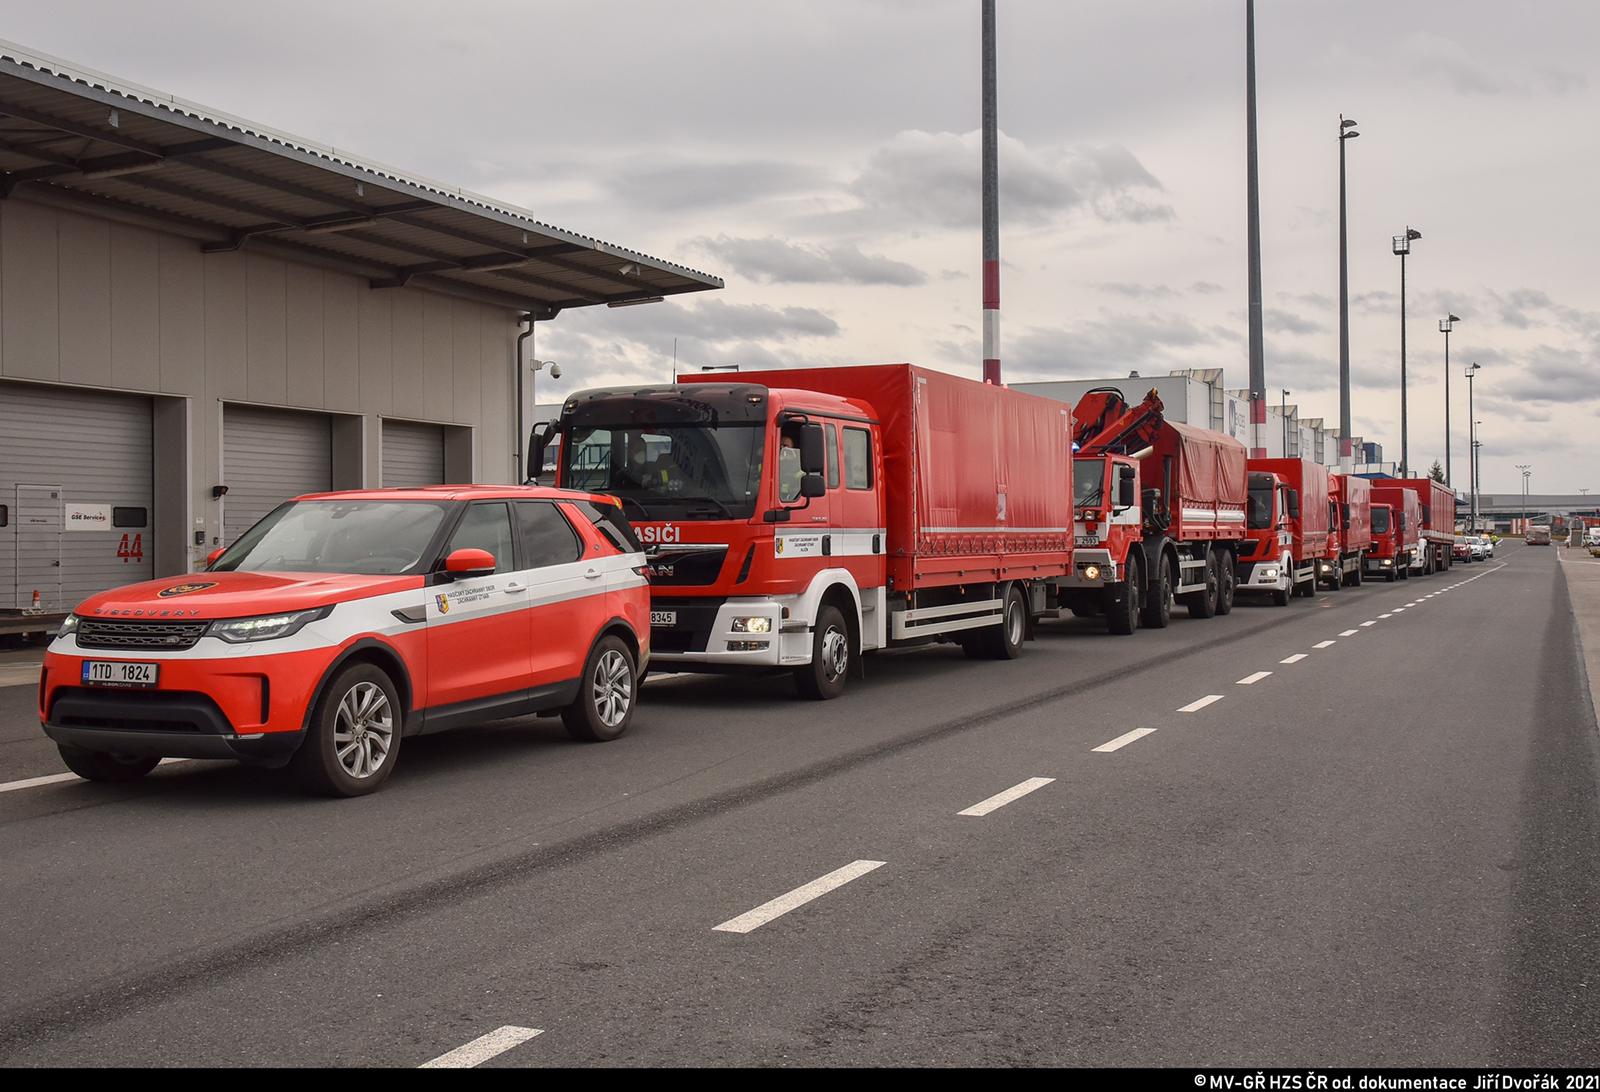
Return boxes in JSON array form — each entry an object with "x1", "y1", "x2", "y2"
[
  {"x1": 382, "y1": 420, "x2": 446, "y2": 488},
  {"x1": 0, "y1": 382, "x2": 154, "y2": 611},
  {"x1": 223, "y1": 405, "x2": 332, "y2": 544}
]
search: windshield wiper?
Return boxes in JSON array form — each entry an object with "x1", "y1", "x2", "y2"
[{"x1": 667, "y1": 495, "x2": 735, "y2": 518}]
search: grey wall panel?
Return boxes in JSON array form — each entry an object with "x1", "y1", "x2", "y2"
[
  {"x1": 222, "y1": 405, "x2": 332, "y2": 544},
  {"x1": 0, "y1": 381, "x2": 155, "y2": 610},
  {"x1": 381, "y1": 420, "x2": 446, "y2": 488}
]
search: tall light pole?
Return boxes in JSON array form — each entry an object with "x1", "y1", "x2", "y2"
[
  {"x1": 1282, "y1": 389, "x2": 1291, "y2": 455},
  {"x1": 1392, "y1": 226, "x2": 1422, "y2": 476},
  {"x1": 1439, "y1": 314, "x2": 1460, "y2": 486},
  {"x1": 980, "y1": 0, "x2": 1001, "y2": 386},
  {"x1": 1517, "y1": 464, "x2": 1531, "y2": 530},
  {"x1": 1338, "y1": 115, "x2": 1358, "y2": 471},
  {"x1": 1245, "y1": 0, "x2": 1267, "y2": 457},
  {"x1": 1466, "y1": 362, "x2": 1481, "y2": 526}
]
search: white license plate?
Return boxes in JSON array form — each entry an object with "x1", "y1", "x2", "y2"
[
  {"x1": 1074, "y1": 536, "x2": 1100, "y2": 548},
  {"x1": 650, "y1": 610, "x2": 677, "y2": 627},
  {"x1": 81, "y1": 660, "x2": 159, "y2": 688}
]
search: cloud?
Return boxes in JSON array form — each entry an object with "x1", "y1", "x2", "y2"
[
  {"x1": 1190, "y1": 281, "x2": 1225, "y2": 296},
  {"x1": 1099, "y1": 282, "x2": 1176, "y2": 300},
  {"x1": 840, "y1": 129, "x2": 1173, "y2": 231},
  {"x1": 601, "y1": 159, "x2": 832, "y2": 212},
  {"x1": 1266, "y1": 309, "x2": 1325, "y2": 336},
  {"x1": 1003, "y1": 312, "x2": 1221, "y2": 381},
  {"x1": 693, "y1": 235, "x2": 925, "y2": 286},
  {"x1": 1403, "y1": 33, "x2": 1589, "y2": 98}
]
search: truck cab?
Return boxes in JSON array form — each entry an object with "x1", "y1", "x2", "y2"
[
  {"x1": 1365, "y1": 503, "x2": 1403, "y2": 580},
  {"x1": 1237, "y1": 471, "x2": 1297, "y2": 604}
]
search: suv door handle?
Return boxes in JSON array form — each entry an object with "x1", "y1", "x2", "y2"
[
  {"x1": 504, "y1": 582, "x2": 525, "y2": 593},
  {"x1": 584, "y1": 568, "x2": 602, "y2": 580}
]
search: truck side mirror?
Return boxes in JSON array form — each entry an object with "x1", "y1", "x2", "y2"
[
  {"x1": 526, "y1": 420, "x2": 554, "y2": 486},
  {"x1": 1286, "y1": 489, "x2": 1300, "y2": 519},
  {"x1": 800, "y1": 422, "x2": 827, "y2": 475},
  {"x1": 800, "y1": 473, "x2": 826, "y2": 499},
  {"x1": 1117, "y1": 469, "x2": 1137, "y2": 508}
]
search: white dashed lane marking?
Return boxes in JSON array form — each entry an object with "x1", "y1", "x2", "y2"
[
  {"x1": 1178, "y1": 695, "x2": 1225, "y2": 713},
  {"x1": 1236, "y1": 671, "x2": 1272, "y2": 685},
  {"x1": 1313, "y1": 640, "x2": 1336, "y2": 649},
  {"x1": 1093, "y1": 728, "x2": 1157, "y2": 753},
  {"x1": 421, "y1": 1027, "x2": 544, "y2": 1069},
  {"x1": 1361, "y1": 620, "x2": 1378, "y2": 627},
  {"x1": 958, "y1": 777, "x2": 1055, "y2": 817},
  {"x1": 1280, "y1": 653, "x2": 1308, "y2": 664},
  {"x1": 1340, "y1": 629, "x2": 1359, "y2": 637},
  {"x1": 713, "y1": 860, "x2": 886, "y2": 934}
]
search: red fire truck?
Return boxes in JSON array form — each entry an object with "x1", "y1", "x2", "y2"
[
  {"x1": 533, "y1": 364, "x2": 1073, "y2": 699},
  {"x1": 1238, "y1": 458, "x2": 1333, "y2": 604},
  {"x1": 1367, "y1": 485, "x2": 1422, "y2": 581},
  {"x1": 1370, "y1": 477, "x2": 1456, "y2": 574},
  {"x1": 1324, "y1": 473, "x2": 1373, "y2": 589},
  {"x1": 1064, "y1": 388, "x2": 1248, "y2": 633}
]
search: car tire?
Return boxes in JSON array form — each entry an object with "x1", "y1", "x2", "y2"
[
  {"x1": 564, "y1": 634, "x2": 637, "y2": 742},
  {"x1": 1106, "y1": 560, "x2": 1142, "y2": 636},
  {"x1": 57, "y1": 745, "x2": 160, "y2": 784},
  {"x1": 291, "y1": 662, "x2": 402, "y2": 797},
  {"x1": 795, "y1": 604, "x2": 851, "y2": 700}
]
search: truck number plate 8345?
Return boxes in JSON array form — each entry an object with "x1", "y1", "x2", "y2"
[
  {"x1": 81, "y1": 661, "x2": 159, "y2": 688},
  {"x1": 650, "y1": 611, "x2": 677, "y2": 627}
]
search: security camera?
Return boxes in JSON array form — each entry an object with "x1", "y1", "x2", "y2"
[{"x1": 548, "y1": 364, "x2": 562, "y2": 380}]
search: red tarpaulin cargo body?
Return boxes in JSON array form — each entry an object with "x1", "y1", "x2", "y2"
[
  {"x1": 1249, "y1": 458, "x2": 1333, "y2": 561},
  {"x1": 548, "y1": 363, "x2": 1072, "y2": 699},
  {"x1": 1235, "y1": 457, "x2": 1333, "y2": 603},
  {"x1": 1326, "y1": 472, "x2": 1373, "y2": 588},
  {"x1": 1152, "y1": 421, "x2": 1249, "y2": 540}
]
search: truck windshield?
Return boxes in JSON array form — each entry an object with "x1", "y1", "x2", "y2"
[
  {"x1": 1371, "y1": 507, "x2": 1390, "y2": 534},
  {"x1": 1247, "y1": 484, "x2": 1274, "y2": 529},
  {"x1": 212, "y1": 500, "x2": 451, "y2": 575},
  {"x1": 1073, "y1": 460, "x2": 1104, "y2": 508},
  {"x1": 561, "y1": 423, "x2": 765, "y2": 521}
]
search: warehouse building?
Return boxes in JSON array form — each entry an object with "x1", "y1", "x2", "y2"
[{"x1": 0, "y1": 42, "x2": 720, "y2": 616}]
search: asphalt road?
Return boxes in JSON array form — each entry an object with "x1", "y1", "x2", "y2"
[{"x1": 1, "y1": 542, "x2": 1595, "y2": 1067}]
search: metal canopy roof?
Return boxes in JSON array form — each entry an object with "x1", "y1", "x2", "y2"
[{"x1": 0, "y1": 40, "x2": 722, "y2": 317}]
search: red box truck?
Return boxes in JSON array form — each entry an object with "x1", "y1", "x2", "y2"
[
  {"x1": 1066, "y1": 387, "x2": 1249, "y2": 634},
  {"x1": 534, "y1": 364, "x2": 1073, "y2": 699},
  {"x1": 1368, "y1": 485, "x2": 1422, "y2": 581},
  {"x1": 1370, "y1": 477, "x2": 1456, "y2": 575},
  {"x1": 1238, "y1": 457, "x2": 1333, "y2": 604},
  {"x1": 1325, "y1": 473, "x2": 1373, "y2": 589}
]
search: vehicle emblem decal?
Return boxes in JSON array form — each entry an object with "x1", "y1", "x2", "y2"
[
  {"x1": 157, "y1": 582, "x2": 217, "y2": 598},
  {"x1": 435, "y1": 593, "x2": 450, "y2": 615}
]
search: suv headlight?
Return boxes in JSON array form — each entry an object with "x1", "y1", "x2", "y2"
[
  {"x1": 209, "y1": 607, "x2": 329, "y2": 643},
  {"x1": 731, "y1": 616, "x2": 772, "y2": 634},
  {"x1": 56, "y1": 613, "x2": 80, "y2": 639}
]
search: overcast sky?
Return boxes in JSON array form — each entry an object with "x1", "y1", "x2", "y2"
[{"x1": 11, "y1": 1, "x2": 1598, "y2": 492}]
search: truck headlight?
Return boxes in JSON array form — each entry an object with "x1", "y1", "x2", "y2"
[
  {"x1": 1082, "y1": 564, "x2": 1101, "y2": 581},
  {"x1": 1382, "y1": 559, "x2": 1393, "y2": 566},
  {"x1": 209, "y1": 607, "x2": 329, "y2": 643},
  {"x1": 1262, "y1": 567, "x2": 1279, "y2": 580},
  {"x1": 731, "y1": 616, "x2": 771, "y2": 634}
]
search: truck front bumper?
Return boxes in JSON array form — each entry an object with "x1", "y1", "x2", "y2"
[
  {"x1": 648, "y1": 595, "x2": 809, "y2": 670},
  {"x1": 1060, "y1": 549, "x2": 1117, "y2": 589},
  {"x1": 1235, "y1": 560, "x2": 1286, "y2": 592}
]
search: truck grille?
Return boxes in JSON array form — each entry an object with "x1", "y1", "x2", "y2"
[{"x1": 76, "y1": 619, "x2": 208, "y2": 651}]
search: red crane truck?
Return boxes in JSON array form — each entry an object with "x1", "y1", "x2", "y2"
[
  {"x1": 1367, "y1": 485, "x2": 1422, "y2": 581},
  {"x1": 1238, "y1": 458, "x2": 1333, "y2": 604},
  {"x1": 1064, "y1": 387, "x2": 1248, "y2": 634},
  {"x1": 1370, "y1": 477, "x2": 1456, "y2": 575},
  {"x1": 531, "y1": 364, "x2": 1073, "y2": 699},
  {"x1": 1324, "y1": 473, "x2": 1373, "y2": 589}
]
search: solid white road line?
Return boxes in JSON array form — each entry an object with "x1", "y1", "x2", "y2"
[
  {"x1": 0, "y1": 757, "x2": 187, "y2": 795},
  {"x1": 713, "y1": 860, "x2": 886, "y2": 934},
  {"x1": 1313, "y1": 640, "x2": 1336, "y2": 649},
  {"x1": 1361, "y1": 620, "x2": 1378, "y2": 627},
  {"x1": 421, "y1": 1027, "x2": 543, "y2": 1068},
  {"x1": 1339, "y1": 629, "x2": 1359, "y2": 637},
  {"x1": 1280, "y1": 653, "x2": 1308, "y2": 664},
  {"x1": 1093, "y1": 728, "x2": 1157, "y2": 752},
  {"x1": 1236, "y1": 670, "x2": 1272, "y2": 685},
  {"x1": 1178, "y1": 694, "x2": 1225, "y2": 713},
  {"x1": 958, "y1": 776, "x2": 1055, "y2": 817}
]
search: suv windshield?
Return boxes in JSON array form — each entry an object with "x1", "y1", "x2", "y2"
[
  {"x1": 1371, "y1": 507, "x2": 1391, "y2": 534},
  {"x1": 213, "y1": 500, "x2": 451, "y2": 575},
  {"x1": 561, "y1": 424, "x2": 765, "y2": 521},
  {"x1": 1073, "y1": 460, "x2": 1104, "y2": 508}
]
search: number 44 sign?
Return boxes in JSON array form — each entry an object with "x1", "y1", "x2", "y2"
[{"x1": 117, "y1": 533, "x2": 144, "y2": 563}]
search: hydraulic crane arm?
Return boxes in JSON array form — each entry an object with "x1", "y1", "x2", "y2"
[{"x1": 1073, "y1": 387, "x2": 1167, "y2": 455}]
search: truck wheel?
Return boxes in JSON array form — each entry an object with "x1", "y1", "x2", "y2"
[
  {"x1": 1105, "y1": 562, "x2": 1142, "y2": 636},
  {"x1": 291, "y1": 663, "x2": 402, "y2": 797},
  {"x1": 1385, "y1": 568, "x2": 1396, "y2": 583},
  {"x1": 1187, "y1": 552, "x2": 1219, "y2": 618},
  {"x1": 1141, "y1": 556, "x2": 1174, "y2": 629},
  {"x1": 794, "y1": 604, "x2": 850, "y2": 700},
  {"x1": 1214, "y1": 552, "x2": 1236, "y2": 616},
  {"x1": 57, "y1": 745, "x2": 159, "y2": 784},
  {"x1": 1325, "y1": 563, "x2": 1341, "y2": 592},
  {"x1": 563, "y1": 634, "x2": 637, "y2": 742},
  {"x1": 968, "y1": 583, "x2": 1027, "y2": 660}
]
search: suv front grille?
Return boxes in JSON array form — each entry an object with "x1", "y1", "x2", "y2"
[{"x1": 76, "y1": 619, "x2": 208, "y2": 651}]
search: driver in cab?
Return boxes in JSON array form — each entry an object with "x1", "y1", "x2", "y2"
[
  {"x1": 622, "y1": 433, "x2": 675, "y2": 491},
  {"x1": 777, "y1": 431, "x2": 804, "y2": 503}
]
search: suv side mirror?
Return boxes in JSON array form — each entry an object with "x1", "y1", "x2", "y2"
[
  {"x1": 1286, "y1": 489, "x2": 1301, "y2": 519},
  {"x1": 800, "y1": 422, "x2": 827, "y2": 475},
  {"x1": 444, "y1": 547, "x2": 497, "y2": 579},
  {"x1": 206, "y1": 547, "x2": 225, "y2": 567}
]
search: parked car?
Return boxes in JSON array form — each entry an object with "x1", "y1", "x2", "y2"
[
  {"x1": 39, "y1": 486, "x2": 649, "y2": 796},
  {"x1": 1469, "y1": 539, "x2": 1489, "y2": 561},
  {"x1": 1452, "y1": 538, "x2": 1473, "y2": 563}
]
